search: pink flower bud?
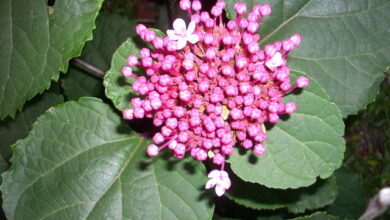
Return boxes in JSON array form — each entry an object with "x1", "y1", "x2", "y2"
[
  {"x1": 179, "y1": 90, "x2": 191, "y2": 101},
  {"x1": 192, "y1": 0, "x2": 202, "y2": 11},
  {"x1": 211, "y1": 6, "x2": 223, "y2": 17},
  {"x1": 203, "y1": 139, "x2": 213, "y2": 149},
  {"x1": 134, "y1": 108, "x2": 145, "y2": 118},
  {"x1": 221, "y1": 65, "x2": 235, "y2": 77},
  {"x1": 243, "y1": 139, "x2": 253, "y2": 149},
  {"x1": 123, "y1": 108, "x2": 134, "y2": 120},
  {"x1": 127, "y1": 55, "x2": 139, "y2": 66},
  {"x1": 147, "y1": 144, "x2": 159, "y2": 157},
  {"x1": 136, "y1": 24, "x2": 147, "y2": 35},
  {"x1": 247, "y1": 22, "x2": 259, "y2": 33},
  {"x1": 283, "y1": 39, "x2": 294, "y2": 51},
  {"x1": 179, "y1": 0, "x2": 191, "y2": 10},
  {"x1": 178, "y1": 132, "x2": 189, "y2": 143},
  {"x1": 153, "y1": 132, "x2": 165, "y2": 144},
  {"x1": 296, "y1": 76, "x2": 309, "y2": 88},
  {"x1": 190, "y1": 116, "x2": 201, "y2": 127},
  {"x1": 196, "y1": 149, "x2": 208, "y2": 161},
  {"x1": 152, "y1": 37, "x2": 164, "y2": 49},
  {"x1": 227, "y1": 20, "x2": 237, "y2": 31},
  {"x1": 161, "y1": 126, "x2": 173, "y2": 136},
  {"x1": 178, "y1": 120, "x2": 189, "y2": 131},
  {"x1": 230, "y1": 108, "x2": 244, "y2": 120},
  {"x1": 234, "y1": 3, "x2": 247, "y2": 15},
  {"x1": 216, "y1": 1, "x2": 226, "y2": 9},
  {"x1": 248, "y1": 42, "x2": 260, "y2": 53},
  {"x1": 183, "y1": 59, "x2": 195, "y2": 70},
  {"x1": 168, "y1": 140, "x2": 178, "y2": 150},
  {"x1": 268, "y1": 113, "x2": 279, "y2": 123},
  {"x1": 121, "y1": 66, "x2": 133, "y2": 78},
  {"x1": 174, "y1": 144, "x2": 186, "y2": 158},
  {"x1": 166, "y1": 118, "x2": 178, "y2": 129},
  {"x1": 260, "y1": 4, "x2": 272, "y2": 17},
  {"x1": 205, "y1": 48, "x2": 217, "y2": 60},
  {"x1": 253, "y1": 144, "x2": 266, "y2": 155},
  {"x1": 290, "y1": 34, "x2": 302, "y2": 46},
  {"x1": 213, "y1": 153, "x2": 225, "y2": 165},
  {"x1": 285, "y1": 102, "x2": 297, "y2": 113},
  {"x1": 174, "y1": 106, "x2": 186, "y2": 118},
  {"x1": 198, "y1": 81, "x2": 210, "y2": 93},
  {"x1": 200, "y1": 12, "x2": 210, "y2": 22}
]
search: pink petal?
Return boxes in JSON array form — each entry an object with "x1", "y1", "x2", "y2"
[
  {"x1": 173, "y1": 18, "x2": 186, "y2": 35},
  {"x1": 176, "y1": 38, "x2": 187, "y2": 50},
  {"x1": 187, "y1": 34, "x2": 200, "y2": 44}
]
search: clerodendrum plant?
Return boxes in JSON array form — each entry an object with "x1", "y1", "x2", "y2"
[
  {"x1": 120, "y1": 0, "x2": 310, "y2": 196},
  {"x1": 1, "y1": 0, "x2": 389, "y2": 219}
]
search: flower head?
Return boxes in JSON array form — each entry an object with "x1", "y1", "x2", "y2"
[{"x1": 121, "y1": 0, "x2": 309, "y2": 196}]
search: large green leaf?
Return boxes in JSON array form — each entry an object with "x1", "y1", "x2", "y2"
[
  {"x1": 227, "y1": 174, "x2": 337, "y2": 213},
  {"x1": 228, "y1": 72, "x2": 345, "y2": 189},
  {"x1": 1, "y1": 98, "x2": 214, "y2": 220},
  {"x1": 0, "y1": 92, "x2": 64, "y2": 159},
  {"x1": 226, "y1": 0, "x2": 390, "y2": 117},
  {"x1": 61, "y1": 13, "x2": 136, "y2": 100},
  {"x1": 326, "y1": 168, "x2": 367, "y2": 220},
  {"x1": 0, "y1": 0, "x2": 103, "y2": 119}
]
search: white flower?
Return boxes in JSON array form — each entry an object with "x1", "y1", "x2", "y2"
[
  {"x1": 167, "y1": 18, "x2": 200, "y2": 50},
  {"x1": 265, "y1": 52, "x2": 283, "y2": 69},
  {"x1": 205, "y1": 169, "x2": 231, "y2": 196}
]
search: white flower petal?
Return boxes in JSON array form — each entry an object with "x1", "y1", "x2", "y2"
[
  {"x1": 176, "y1": 38, "x2": 187, "y2": 50},
  {"x1": 205, "y1": 178, "x2": 218, "y2": 189},
  {"x1": 208, "y1": 170, "x2": 221, "y2": 178},
  {"x1": 167, "y1": 30, "x2": 180, "y2": 40},
  {"x1": 173, "y1": 18, "x2": 186, "y2": 35},
  {"x1": 186, "y1": 34, "x2": 200, "y2": 44},
  {"x1": 220, "y1": 171, "x2": 229, "y2": 178},
  {"x1": 266, "y1": 52, "x2": 283, "y2": 69},
  {"x1": 220, "y1": 177, "x2": 231, "y2": 189},
  {"x1": 186, "y1": 21, "x2": 196, "y2": 35},
  {"x1": 215, "y1": 185, "x2": 226, "y2": 197}
]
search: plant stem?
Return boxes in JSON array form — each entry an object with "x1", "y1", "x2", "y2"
[{"x1": 72, "y1": 58, "x2": 105, "y2": 78}]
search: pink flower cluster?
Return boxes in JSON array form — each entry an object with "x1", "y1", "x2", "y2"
[{"x1": 121, "y1": 0, "x2": 309, "y2": 196}]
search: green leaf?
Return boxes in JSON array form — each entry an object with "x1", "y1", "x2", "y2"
[
  {"x1": 78, "y1": 13, "x2": 137, "y2": 72},
  {"x1": 227, "y1": 174, "x2": 337, "y2": 213},
  {"x1": 289, "y1": 212, "x2": 339, "y2": 220},
  {"x1": 61, "y1": 68, "x2": 103, "y2": 100},
  {"x1": 61, "y1": 13, "x2": 136, "y2": 100},
  {"x1": 326, "y1": 168, "x2": 367, "y2": 220},
  {"x1": 228, "y1": 72, "x2": 345, "y2": 189},
  {"x1": 0, "y1": 0, "x2": 103, "y2": 119},
  {"x1": 1, "y1": 98, "x2": 214, "y2": 220},
  {"x1": 225, "y1": 0, "x2": 390, "y2": 117},
  {"x1": 104, "y1": 38, "x2": 140, "y2": 111},
  {"x1": 0, "y1": 92, "x2": 64, "y2": 159}
]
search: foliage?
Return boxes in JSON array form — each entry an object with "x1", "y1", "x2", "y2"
[{"x1": 0, "y1": 0, "x2": 389, "y2": 219}]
